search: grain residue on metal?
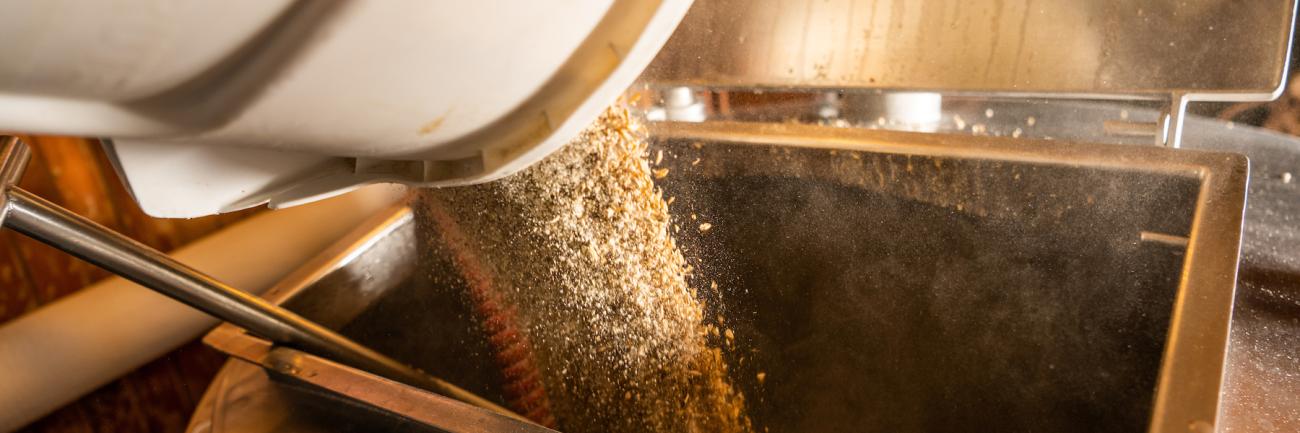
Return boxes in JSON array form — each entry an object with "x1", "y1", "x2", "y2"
[{"x1": 416, "y1": 107, "x2": 751, "y2": 433}]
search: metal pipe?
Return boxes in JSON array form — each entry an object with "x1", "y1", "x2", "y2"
[
  {"x1": 0, "y1": 137, "x2": 28, "y2": 188},
  {"x1": 0, "y1": 182, "x2": 518, "y2": 419}
]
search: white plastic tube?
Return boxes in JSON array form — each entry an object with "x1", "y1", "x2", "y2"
[{"x1": 0, "y1": 184, "x2": 406, "y2": 432}]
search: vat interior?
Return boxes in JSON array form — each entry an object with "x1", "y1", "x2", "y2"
[{"x1": 303, "y1": 143, "x2": 1202, "y2": 433}]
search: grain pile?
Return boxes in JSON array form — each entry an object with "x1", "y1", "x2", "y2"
[{"x1": 415, "y1": 107, "x2": 751, "y2": 433}]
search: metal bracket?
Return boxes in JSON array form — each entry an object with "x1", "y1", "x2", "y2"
[{"x1": 1157, "y1": 93, "x2": 1191, "y2": 148}]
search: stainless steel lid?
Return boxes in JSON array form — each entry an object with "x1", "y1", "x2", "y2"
[{"x1": 642, "y1": 0, "x2": 1299, "y2": 147}]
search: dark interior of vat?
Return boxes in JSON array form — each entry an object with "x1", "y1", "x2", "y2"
[{"x1": 324, "y1": 140, "x2": 1202, "y2": 433}]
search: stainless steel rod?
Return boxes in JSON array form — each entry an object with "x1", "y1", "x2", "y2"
[{"x1": 1, "y1": 186, "x2": 517, "y2": 418}]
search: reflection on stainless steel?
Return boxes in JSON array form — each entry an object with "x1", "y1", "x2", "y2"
[
  {"x1": 645, "y1": 0, "x2": 1296, "y2": 98},
  {"x1": 192, "y1": 122, "x2": 1264, "y2": 433},
  {"x1": 840, "y1": 92, "x2": 944, "y2": 132},
  {"x1": 0, "y1": 137, "x2": 518, "y2": 422},
  {"x1": 204, "y1": 325, "x2": 555, "y2": 433},
  {"x1": 642, "y1": 0, "x2": 1296, "y2": 147},
  {"x1": 645, "y1": 87, "x2": 708, "y2": 122}
]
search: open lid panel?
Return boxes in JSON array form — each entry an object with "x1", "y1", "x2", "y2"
[{"x1": 640, "y1": 0, "x2": 1299, "y2": 148}]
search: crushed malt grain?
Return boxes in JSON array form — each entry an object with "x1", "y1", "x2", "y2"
[{"x1": 416, "y1": 106, "x2": 751, "y2": 433}]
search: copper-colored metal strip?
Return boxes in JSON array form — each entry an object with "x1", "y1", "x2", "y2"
[{"x1": 422, "y1": 197, "x2": 557, "y2": 427}]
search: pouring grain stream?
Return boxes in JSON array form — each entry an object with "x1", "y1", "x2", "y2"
[{"x1": 416, "y1": 106, "x2": 752, "y2": 433}]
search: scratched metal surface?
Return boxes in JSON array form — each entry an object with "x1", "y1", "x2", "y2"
[{"x1": 644, "y1": 0, "x2": 1295, "y2": 99}]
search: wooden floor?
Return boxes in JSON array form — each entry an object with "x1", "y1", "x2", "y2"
[{"x1": 0, "y1": 136, "x2": 255, "y2": 433}]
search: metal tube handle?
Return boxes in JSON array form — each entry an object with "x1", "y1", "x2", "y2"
[{"x1": 0, "y1": 137, "x2": 527, "y2": 424}]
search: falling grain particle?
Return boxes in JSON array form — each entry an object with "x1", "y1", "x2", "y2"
[
  {"x1": 1283, "y1": 172, "x2": 1293, "y2": 184},
  {"x1": 756, "y1": 372, "x2": 766, "y2": 384},
  {"x1": 710, "y1": 281, "x2": 718, "y2": 290},
  {"x1": 1026, "y1": 116, "x2": 1037, "y2": 127},
  {"x1": 667, "y1": 196, "x2": 677, "y2": 205},
  {"x1": 417, "y1": 106, "x2": 751, "y2": 433},
  {"x1": 691, "y1": 158, "x2": 701, "y2": 166},
  {"x1": 699, "y1": 223, "x2": 713, "y2": 232},
  {"x1": 1012, "y1": 127, "x2": 1023, "y2": 138},
  {"x1": 653, "y1": 168, "x2": 670, "y2": 179},
  {"x1": 690, "y1": 213, "x2": 697, "y2": 220},
  {"x1": 984, "y1": 108, "x2": 995, "y2": 118},
  {"x1": 655, "y1": 150, "x2": 664, "y2": 165},
  {"x1": 953, "y1": 114, "x2": 967, "y2": 130}
]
